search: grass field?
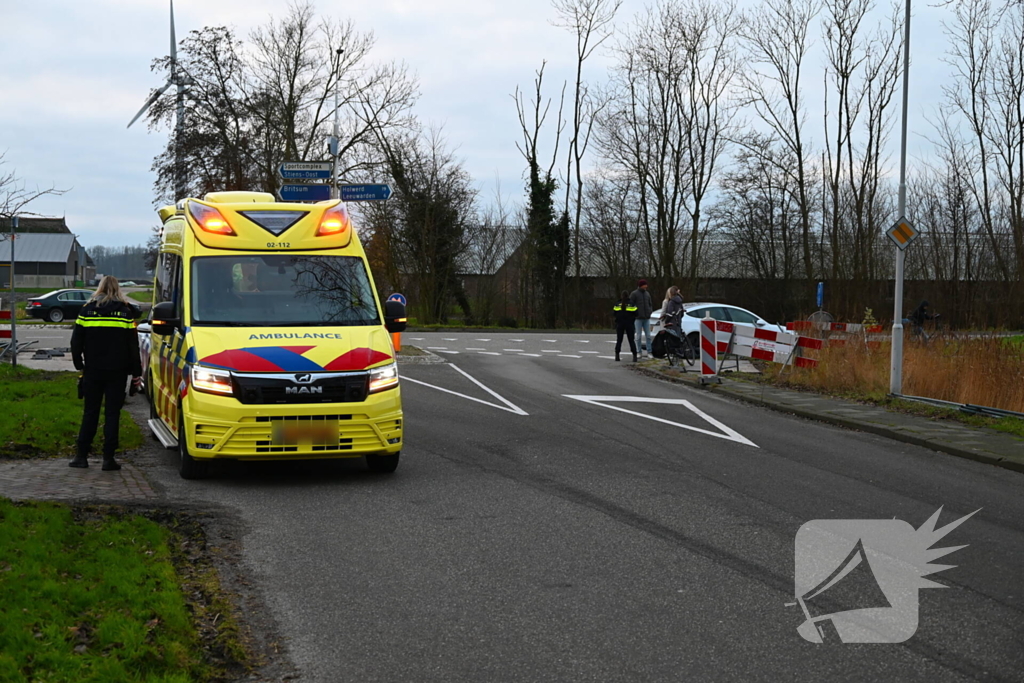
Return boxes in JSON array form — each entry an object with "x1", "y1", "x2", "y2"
[
  {"x1": 0, "y1": 499, "x2": 218, "y2": 682},
  {"x1": 128, "y1": 291, "x2": 152, "y2": 303},
  {"x1": 761, "y1": 335, "x2": 1024, "y2": 436},
  {"x1": 0, "y1": 364, "x2": 143, "y2": 458}
]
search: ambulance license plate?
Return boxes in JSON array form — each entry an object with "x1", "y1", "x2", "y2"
[{"x1": 272, "y1": 421, "x2": 339, "y2": 446}]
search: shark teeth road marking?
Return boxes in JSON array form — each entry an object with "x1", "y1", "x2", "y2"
[
  {"x1": 562, "y1": 395, "x2": 759, "y2": 448},
  {"x1": 404, "y1": 364, "x2": 528, "y2": 415}
]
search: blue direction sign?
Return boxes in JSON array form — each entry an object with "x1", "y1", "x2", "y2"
[
  {"x1": 280, "y1": 169, "x2": 331, "y2": 180},
  {"x1": 387, "y1": 293, "x2": 407, "y2": 306},
  {"x1": 341, "y1": 184, "x2": 393, "y2": 202},
  {"x1": 279, "y1": 184, "x2": 331, "y2": 202},
  {"x1": 279, "y1": 161, "x2": 332, "y2": 180}
]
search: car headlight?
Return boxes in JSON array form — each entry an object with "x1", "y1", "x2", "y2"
[
  {"x1": 190, "y1": 365, "x2": 234, "y2": 395},
  {"x1": 368, "y1": 362, "x2": 399, "y2": 393}
]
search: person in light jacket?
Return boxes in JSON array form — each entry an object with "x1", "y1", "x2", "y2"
[
  {"x1": 70, "y1": 276, "x2": 142, "y2": 470},
  {"x1": 661, "y1": 285, "x2": 685, "y2": 326}
]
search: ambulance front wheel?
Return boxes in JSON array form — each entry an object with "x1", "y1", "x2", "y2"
[
  {"x1": 178, "y1": 411, "x2": 209, "y2": 480},
  {"x1": 366, "y1": 451, "x2": 400, "y2": 474}
]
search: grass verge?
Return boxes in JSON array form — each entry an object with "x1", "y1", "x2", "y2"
[
  {"x1": 0, "y1": 364, "x2": 143, "y2": 458},
  {"x1": 128, "y1": 291, "x2": 153, "y2": 304},
  {"x1": 0, "y1": 499, "x2": 253, "y2": 682}
]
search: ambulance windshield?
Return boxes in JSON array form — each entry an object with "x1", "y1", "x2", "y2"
[{"x1": 190, "y1": 255, "x2": 380, "y2": 327}]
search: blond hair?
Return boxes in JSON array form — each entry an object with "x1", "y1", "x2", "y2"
[
  {"x1": 663, "y1": 285, "x2": 680, "y2": 306},
  {"x1": 90, "y1": 275, "x2": 131, "y2": 306}
]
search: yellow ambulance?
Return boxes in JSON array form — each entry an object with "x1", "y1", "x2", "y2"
[{"x1": 145, "y1": 191, "x2": 406, "y2": 479}]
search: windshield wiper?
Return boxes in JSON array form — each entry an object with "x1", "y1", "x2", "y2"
[
  {"x1": 192, "y1": 321, "x2": 252, "y2": 327},
  {"x1": 257, "y1": 320, "x2": 379, "y2": 327}
]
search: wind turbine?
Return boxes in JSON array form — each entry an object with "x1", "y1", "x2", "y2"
[{"x1": 128, "y1": 0, "x2": 190, "y2": 200}]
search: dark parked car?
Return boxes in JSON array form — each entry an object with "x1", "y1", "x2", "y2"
[{"x1": 26, "y1": 289, "x2": 141, "y2": 323}]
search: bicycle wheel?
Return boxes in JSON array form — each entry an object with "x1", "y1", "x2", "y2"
[{"x1": 681, "y1": 335, "x2": 697, "y2": 367}]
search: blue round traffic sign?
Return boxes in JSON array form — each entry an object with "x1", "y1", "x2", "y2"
[{"x1": 387, "y1": 293, "x2": 407, "y2": 306}]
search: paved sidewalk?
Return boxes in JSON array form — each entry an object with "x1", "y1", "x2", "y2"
[
  {"x1": 635, "y1": 363, "x2": 1024, "y2": 474},
  {"x1": 0, "y1": 456, "x2": 158, "y2": 502}
]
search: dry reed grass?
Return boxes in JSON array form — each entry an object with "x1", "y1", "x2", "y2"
[{"x1": 773, "y1": 335, "x2": 1024, "y2": 413}]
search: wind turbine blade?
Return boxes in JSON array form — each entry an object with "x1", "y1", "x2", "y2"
[
  {"x1": 127, "y1": 81, "x2": 172, "y2": 128},
  {"x1": 170, "y1": 0, "x2": 177, "y2": 62}
]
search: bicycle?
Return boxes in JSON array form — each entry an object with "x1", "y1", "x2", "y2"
[
  {"x1": 907, "y1": 313, "x2": 943, "y2": 343},
  {"x1": 663, "y1": 320, "x2": 697, "y2": 367}
]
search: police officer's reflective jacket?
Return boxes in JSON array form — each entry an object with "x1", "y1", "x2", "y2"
[
  {"x1": 71, "y1": 300, "x2": 142, "y2": 376},
  {"x1": 613, "y1": 301, "x2": 638, "y2": 327}
]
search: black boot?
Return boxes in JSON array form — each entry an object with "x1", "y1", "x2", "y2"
[
  {"x1": 633, "y1": 353, "x2": 638, "y2": 362},
  {"x1": 101, "y1": 455, "x2": 121, "y2": 471},
  {"x1": 615, "y1": 352, "x2": 620, "y2": 362},
  {"x1": 69, "y1": 452, "x2": 89, "y2": 468}
]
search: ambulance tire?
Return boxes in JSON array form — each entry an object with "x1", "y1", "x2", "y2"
[
  {"x1": 178, "y1": 411, "x2": 209, "y2": 480},
  {"x1": 366, "y1": 452, "x2": 400, "y2": 474}
]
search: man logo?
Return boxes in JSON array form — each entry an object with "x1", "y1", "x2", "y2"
[
  {"x1": 790, "y1": 507, "x2": 979, "y2": 643},
  {"x1": 294, "y1": 373, "x2": 313, "y2": 384},
  {"x1": 285, "y1": 386, "x2": 322, "y2": 395}
]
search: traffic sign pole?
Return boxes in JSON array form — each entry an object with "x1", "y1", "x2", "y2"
[
  {"x1": 10, "y1": 216, "x2": 17, "y2": 368},
  {"x1": 890, "y1": 0, "x2": 912, "y2": 396}
]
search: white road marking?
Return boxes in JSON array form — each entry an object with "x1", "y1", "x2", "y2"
[
  {"x1": 475, "y1": 338, "x2": 492, "y2": 341},
  {"x1": 403, "y1": 365, "x2": 528, "y2": 415},
  {"x1": 466, "y1": 347, "x2": 486, "y2": 351},
  {"x1": 542, "y1": 339, "x2": 557, "y2": 342},
  {"x1": 580, "y1": 351, "x2": 600, "y2": 354},
  {"x1": 541, "y1": 350, "x2": 561, "y2": 353},
  {"x1": 443, "y1": 338, "x2": 458, "y2": 341},
  {"x1": 518, "y1": 353, "x2": 541, "y2": 357},
  {"x1": 503, "y1": 349, "x2": 524, "y2": 352},
  {"x1": 559, "y1": 354, "x2": 582, "y2": 358},
  {"x1": 436, "y1": 350, "x2": 460, "y2": 354},
  {"x1": 562, "y1": 395, "x2": 759, "y2": 448},
  {"x1": 410, "y1": 337, "x2": 424, "y2": 340},
  {"x1": 598, "y1": 355, "x2": 617, "y2": 359},
  {"x1": 576, "y1": 340, "x2": 590, "y2": 343},
  {"x1": 426, "y1": 347, "x2": 448, "y2": 350},
  {"x1": 477, "y1": 351, "x2": 501, "y2": 355},
  {"x1": 605, "y1": 341, "x2": 616, "y2": 344},
  {"x1": 510, "y1": 339, "x2": 524, "y2": 342}
]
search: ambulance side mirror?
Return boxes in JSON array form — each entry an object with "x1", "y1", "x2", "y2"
[
  {"x1": 384, "y1": 300, "x2": 407, "y2": 333},
  {"x1": 152, "y1": 301, "x2": 179, "y2": 336}
]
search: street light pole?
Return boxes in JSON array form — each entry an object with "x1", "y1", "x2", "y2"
[
  {"x1": 890, "y1": 0, "x2": 912, "y2": 395},
  {"x1": 10, "y1": 215, "x2": 17, "y2": 368}
]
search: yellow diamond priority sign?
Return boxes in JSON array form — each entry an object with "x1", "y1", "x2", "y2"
[{"x1": 887, "y1": 217, "x2": 919, "y2": 250}]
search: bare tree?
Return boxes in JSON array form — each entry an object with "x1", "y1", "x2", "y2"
[
  {"x1": 551, "y1": 0, "x2": 622, "y2": 322},
  {"x1": 739, "y1": 0, "x2": 820, "y2": 281},
  {"x1": 0, "y1": 153, "x2": 68, "y2": 220}
]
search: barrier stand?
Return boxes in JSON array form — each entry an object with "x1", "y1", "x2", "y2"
[{"x1": 699, "y1": 315, "x2": 720, "y2": 384}]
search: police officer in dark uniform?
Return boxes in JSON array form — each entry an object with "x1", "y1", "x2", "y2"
[
  {"x1": 70, "y1": 276, "x2": 142, "y2": 470},
  {"x1": 613, "y1": 290, "x2": 639, "y2": 362}
]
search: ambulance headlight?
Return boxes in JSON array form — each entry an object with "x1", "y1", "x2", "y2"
[
  {"x1": 191, "y1": 365, "x2": 234, "y2": 396},
  {"x1": 368, "y1": 362, "x2": 399, "y2": 393}
]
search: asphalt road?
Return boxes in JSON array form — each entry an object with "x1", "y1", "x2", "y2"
[{"x1": 136, "y1": 333, "x2": 1024, "y2": 680}]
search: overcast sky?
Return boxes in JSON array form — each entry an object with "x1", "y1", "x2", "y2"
[{"x1": 1, "y1": 0, "x2": 951, "y2": 250}]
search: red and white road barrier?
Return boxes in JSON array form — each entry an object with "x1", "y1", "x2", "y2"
[
  {"x1": 716, "y1": 321, "x2": 821, "y2": 369},
  {"x1": 699, "y1": 316, "x2": 719, "y2": 383},
  {"x1": 786, "y1": 321, "x2": 888, "y2": 349}
]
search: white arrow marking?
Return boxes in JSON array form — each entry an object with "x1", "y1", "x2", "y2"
[
  {"x1": 562, "y1": 395, "x2": 758, "y2": 448},
  {"x1": 404, "y1": 364, "x2": 528, "y2": 415}
]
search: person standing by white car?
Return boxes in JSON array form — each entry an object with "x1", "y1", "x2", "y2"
[{"x1": 629, "y1": 279, "x2": 655, "y2": 356}]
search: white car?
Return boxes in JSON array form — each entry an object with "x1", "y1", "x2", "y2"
[{"x1": 647, "y1": 302, "x2": 787, "y2": 350}]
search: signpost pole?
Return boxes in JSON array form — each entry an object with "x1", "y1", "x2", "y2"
[
  {"x1": 331, "y1": 48, "x2": 343, "y2": 201},
  {"x1": 10, "y1": 216, "x2": 17, "y2": 368},
  {"x1": 889, "y1": 0, "x2": 912, "y2": 396}
]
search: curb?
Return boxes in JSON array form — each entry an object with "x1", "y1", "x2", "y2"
[
  {"x1": 396, "y1": 346, "x2": 446, "y2": 365},
  {"x1": 632, "y1": 365, "x2": 1024, "y2": 475}
]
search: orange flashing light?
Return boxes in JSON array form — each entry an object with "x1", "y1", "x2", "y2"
[
  {"x1": 188, "y1": 201, "x2": 236, "y2": 236},
  {"x1": 316, "y1": 204, "x2": 350, "y2": 236}
]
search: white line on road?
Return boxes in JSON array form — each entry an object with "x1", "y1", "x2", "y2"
[
  {"x1": 466, "y1": 347, "x2": 486, "y2": 351},
  {"x1": 503, "y1": 349, "x2": 524, "y2": 352},
  {"x1": 562, "y1": 395, "x2": 759, "y2": 447},
  {"x1": 542, "y1": 339, "x2": 557, "y2": 342},
  {"x1": 443, "y1": 338, "x2": 457, "y2": 341},
  {"x1": 474, "y1": 338, "x2": 492, "y2": 341},
  {"x1": 576, "y1": 340, "x2": 590, "y2": 343},
  {"x1": 510, "y1": 339, "x2": 524, "y2": 342},
  {"x1": 410, "y1": 337, "x2": 424, "y2": 340},
  {"x1": 477, "y1": 351, "x2": 501, "y2": 355},
  {"x1": 580, "y1": 351, "x2": 600, "y2": 354},
  {"x1": 403, "y1": 365, "x2": 528, "y2": 415},
  {"x1": 436, "y1": 350, "x2": 460, "y2": 354},
  {"x1": 426, "y1": 347, "x2": 448, "y2": 350},
  {"x1": 518, "y1": 353, "x2": 541, "y2": 357},
  {"x1": 559, "y1": 354, "x2": 582, "y2": 358},
  {"x1": 541, "y1": 350, "x2": 561, "y2": 353},
  {"x1": 598, "y1": 356, "x2": 616, "y2": 359}
]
